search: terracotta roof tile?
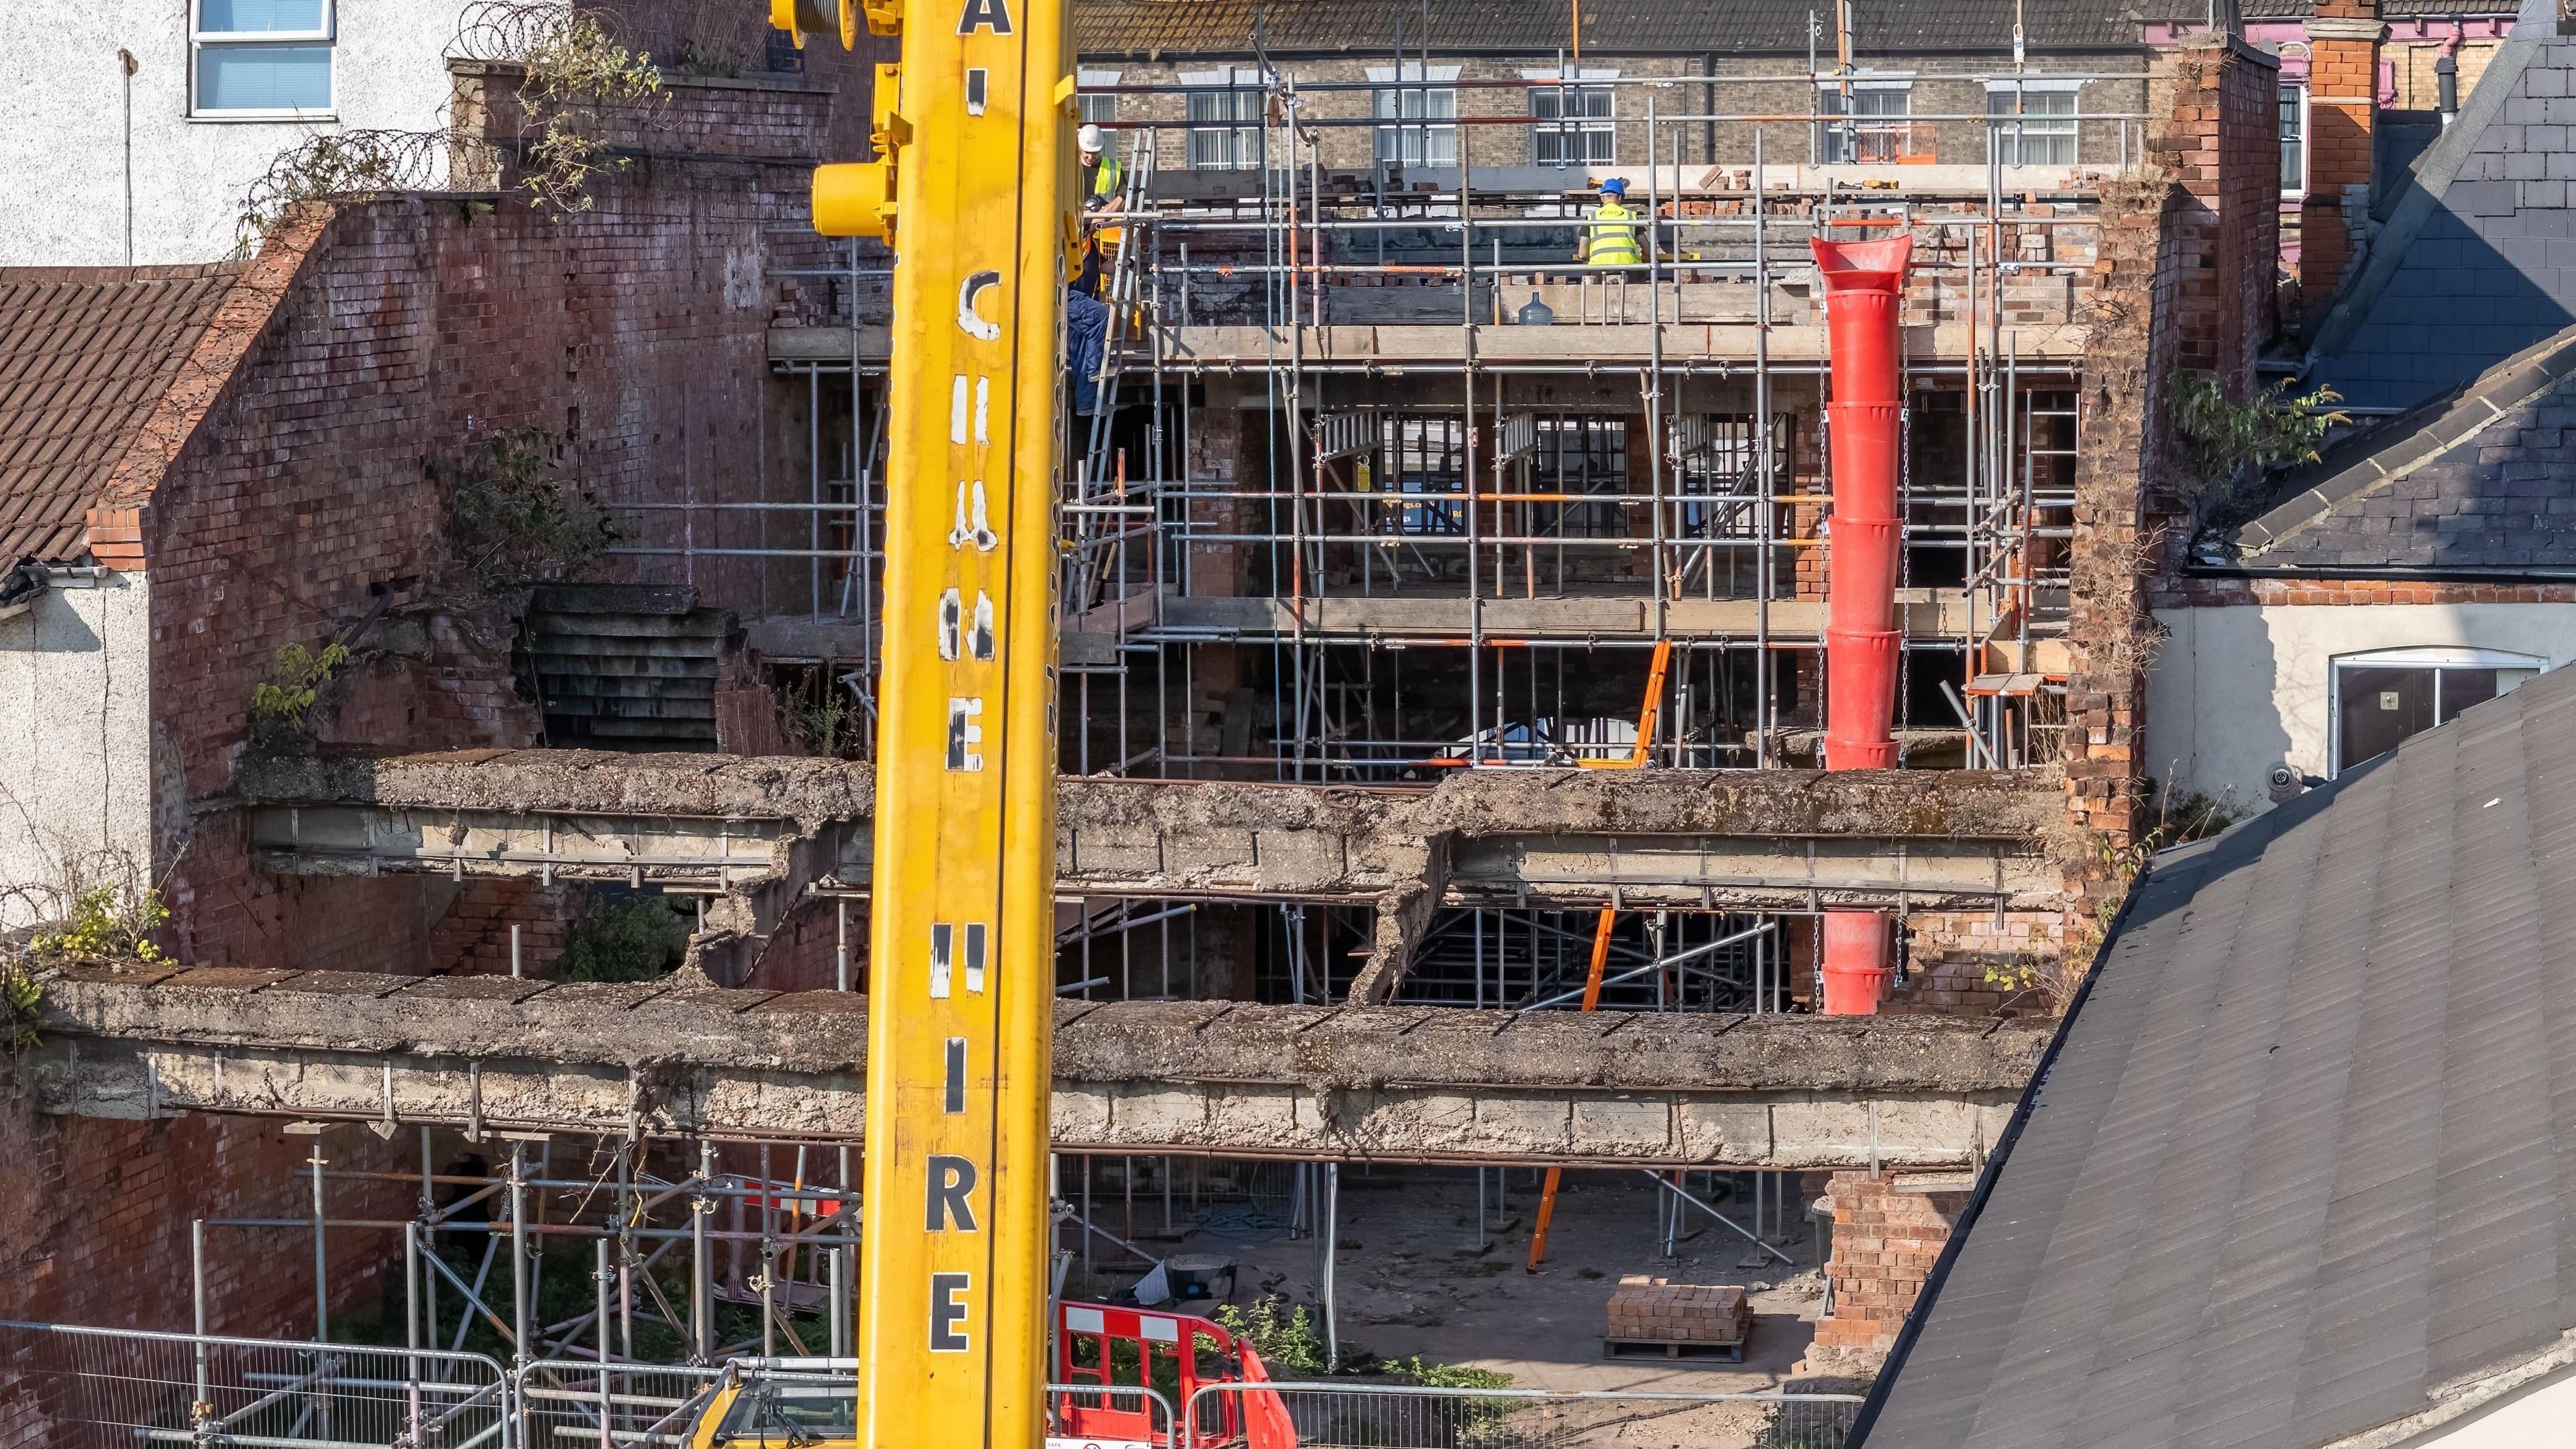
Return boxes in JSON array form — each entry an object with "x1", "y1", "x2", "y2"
[{"x1": 0, "y1": 264, "x2": 243, "y2": 562}]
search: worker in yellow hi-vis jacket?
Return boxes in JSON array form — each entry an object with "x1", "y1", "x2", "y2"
[{"x1": 1574, "y1": 176, "x2": 1643, "y2": 266}]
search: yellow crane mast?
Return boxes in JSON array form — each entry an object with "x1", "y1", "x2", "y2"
[{"x1": 779, "y1": 0, "x2": 1072, "y2": 1444}]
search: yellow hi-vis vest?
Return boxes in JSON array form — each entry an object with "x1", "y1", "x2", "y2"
[
  {"x1": 1585, "y1": 201, "x2": 1642, "y2": 266},
  {"x1": 1091, "y1": 154, "x2": 1126, "y2": 201}
]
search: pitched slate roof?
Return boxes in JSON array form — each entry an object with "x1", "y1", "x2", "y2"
[
  {"x1": 0, "y1": 265, "x2": 242, "y2": 563},
  {"x1": 1073, "y1": 0, "x2": 2142, "y2": 58},
  {"x1": 2230, "y1": 321, "x2": 2576, "y2": 572},
  {"x1": 1859, "y1": 659, "x2": 2576, "y2": 1449},
  {"x1": 2309, "y1": 33, "x2": 2576, "y2": 412},
  {"x1": 2226, "y1": 0, "x2": 2520, "y2": 17}
]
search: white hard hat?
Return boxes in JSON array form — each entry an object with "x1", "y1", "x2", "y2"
[{"x1": 1078, "y1": 124, "x2": 1106, "y2": 154}]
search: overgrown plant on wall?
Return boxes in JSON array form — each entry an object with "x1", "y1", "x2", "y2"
[
  {"x1": 2166, "y1": 370, "x2": 2349, "y2": 502},
  {"x1": 508, "y1": 5, "x2": 665, "y2": 214},
  {"x1": 235, "y1": 130, "x2": 500, "y2": 250},
  {"x1": 778, "y1": 666, "x2": 871, "y2": 759},
  {"x1": 437, "y1": 429, "x2": 616, "y2": 592},
  {"x1": 0, "y1": 849, "x2": 174, "y2": 1050},
  {"x1": 249, "y1": 641, "x2": 354, "y2": 751}
]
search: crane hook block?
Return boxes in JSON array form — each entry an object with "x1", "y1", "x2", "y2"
[{"x1": 814, "y1": 161, "x2": 896, "y2": 239}]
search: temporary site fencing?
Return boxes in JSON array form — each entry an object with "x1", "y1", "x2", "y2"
[
  {"x1": 0, "y1": 1320, "x2": 1862, "y2": 1449},
  {"x1": 0, "y1": 1320, "x2": 508, "y2": 1449},
  {"x1": 1186, "y1": 1379, "x2": 1864, "y2": 1449}
]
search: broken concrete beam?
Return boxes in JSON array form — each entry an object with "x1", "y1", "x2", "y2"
[
  {"x1": 227, "y1": 752, "x2": 2068, "y2": 909},
  {"x1": 27, "y1": 965, "x2": 2043, "y2": 1168}
]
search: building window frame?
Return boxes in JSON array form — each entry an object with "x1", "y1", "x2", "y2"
[
  {"x1": 1077, "y1": 67, "x2": 1121, "y2": 127},
  {"x1": 1525, "y1": 66, "x2": 1617, "y2": 168},
  {"x1": 1816, "y1": 74, "x2": 1918, "y2": 164},
  {"x1": 2279, "y1": 82, "x2": 2308, "y2": 196},
  {"x1": 1182, "y1": 66, "x2": 1265, "y2": 170},
  {"x1": 1984, "y1": 77, "x2": 2082, "y2": 166},
  {"x1": 2327, "y1": 646, "x2": 2546, "y2": 777},
  {"x1": 1369, "y1": 62, "x2": 1460, "y2": 170},
  {"x1": 189, "y1": 0, "x2": 336, "y2": 121}
]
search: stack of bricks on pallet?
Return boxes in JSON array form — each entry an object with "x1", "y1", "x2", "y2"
[{"x1": 1606, "y1": 1277, "x2": 1750, "y2": 1346}]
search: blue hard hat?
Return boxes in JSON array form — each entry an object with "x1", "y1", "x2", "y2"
[{"x1": 1598, "y1": 176, "x2": 1627, "y2": 197}]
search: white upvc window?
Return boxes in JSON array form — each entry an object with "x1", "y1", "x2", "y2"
[
  {"x1": 1369, "y1": 63, "x2": 1460, "y2": 169},
  {"x1": 1182, "y1": 66, "x2": 1265, "y2": 170},
  {"x1": 2279, "y1": 83, "x2": 2308, "y2": 195},
  {"x1": 1077, "y1": 67, "x2": 1121, "y2": 127},
  {"x1": 1817, "y1": 74, "x2": 1917, "y2": 164},
  {"x1": 2328, "y1": 647, "x2": 2546, "y2": 776},
  {"x1": 1985, "y1": 77, "x2": 2084, "y2": 166},
  {"x1": 1525, "y1": 66, "x2": 1616, "y2": 167},
  {"x1": 191, "y1": 0, "x2": 335, "y2": 119}
]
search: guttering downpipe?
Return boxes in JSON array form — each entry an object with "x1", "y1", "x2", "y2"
[{"x1": 1812, "y1": 233, "x2": 1913, "y2": 1016}]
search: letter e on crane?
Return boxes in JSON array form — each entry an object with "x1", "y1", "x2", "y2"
[{"x1": 929, "y1": 1272, "x2": 973, "y2": 1352}]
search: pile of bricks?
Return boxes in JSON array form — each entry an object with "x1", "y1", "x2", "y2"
[{"x1": 1605, "y1": 1277, "x2": 1751, "y2": 1347}]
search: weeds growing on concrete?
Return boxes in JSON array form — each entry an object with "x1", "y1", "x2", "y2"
[
  {"x1": 779, "y1": 665, "x2": 871, "y2": 759},
  {"x1": 0, "y1": 847, "x2": 174, "y2": 1051}
]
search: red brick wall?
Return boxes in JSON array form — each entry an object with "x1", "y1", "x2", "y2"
[
  {"x1": 2161, "y1": 38, "x2": 2283, "y2": 388},
  {"x1": 1810, "y1": 1171, "x2": 1966, "y2": 1366},
  {"x1": 2161, "y1": 577, "x2": 2576, "y2": 608},
  {"x1": 116, "y1": 82, "x2": 843, "y2": 964},
  {"x1": 0, "y1": 1083, "x2": 410, "y2": 1413},
  {"x1": 1884, "y1": 911, "x2": 2068, "y2": 1019},
  {"x1": 2300, "y1": 0, "x2": 2382, "y2": 320}
]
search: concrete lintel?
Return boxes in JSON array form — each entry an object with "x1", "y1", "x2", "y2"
[
  {"x1": 29, "y1": 972, "x2": 2041, "y2": 1168},
  {"x1": 225, "y1": 755, "x2": 2071, "y2": 912}
]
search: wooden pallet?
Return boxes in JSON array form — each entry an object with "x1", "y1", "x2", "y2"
[{"x1": 1602, "y1": 1336, "x2": 1746, "y2": 1362}]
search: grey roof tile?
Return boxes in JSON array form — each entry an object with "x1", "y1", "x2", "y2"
[
  {"x1": 2233, "y1": 321, "x2": 2576, "y2": 574},
  {"x1": 1864, "y1": 663, "x2": 2576, "y2": 1449}
]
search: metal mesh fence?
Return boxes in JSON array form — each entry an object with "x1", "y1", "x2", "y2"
[
  {"x1": 0, "y1": 1321, "x2": 508, "y2": 1449},
  {"x1": 1188, "y1": 1381, "x2": 1865, "y2": 1449}
]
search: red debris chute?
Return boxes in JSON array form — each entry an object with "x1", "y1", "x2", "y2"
[{"x1": 1812, "y1": 234, "x2": 1912, "y2": 1016}]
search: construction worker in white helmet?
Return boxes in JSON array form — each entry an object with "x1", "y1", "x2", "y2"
[
  {"x1": 1075, "y1": 123, "x2": 1126, "y2": 298},
  {"x1": 1078, "y1": 124, "x2": 1126, "y2": 213},
  {"x1": 1574, "y1": 176, "x2": 1644, "y2": 268}
]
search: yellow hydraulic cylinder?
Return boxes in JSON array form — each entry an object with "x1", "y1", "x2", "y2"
[{"x1": 837, "y1": 0, "x2": 1071, "y2": 1445}]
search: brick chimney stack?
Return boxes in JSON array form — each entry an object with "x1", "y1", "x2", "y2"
[{"x1": 2299, "y1": 0, "x2": 2383, "y2": 325}]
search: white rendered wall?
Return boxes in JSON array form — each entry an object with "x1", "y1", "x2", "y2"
[
  {"x1": 0, "y1": 576, "x2": 154, "y2": 928},
  {"x1": 0, "y1": 1, "x2": 476, "y2": 266},
  {"x1": 2147, "y1": 602, "x2": 2576, "y2": 814}
]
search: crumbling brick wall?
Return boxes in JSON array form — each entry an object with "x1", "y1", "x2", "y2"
[
  {"x1": 109, "y1": 95, "x2": 835, "y2": 966},
  {"x1": 2064, "y1": 36, "x2": 2277, "y2": 859},
  {"x1": 1884, "y1": 911, "x2": 2068, "y2": 1020},
  {"x1": 2157, "y1": 37, "x2": 2282, "y2": 389},
  {"x1": 1809, "y1": 1171, "x2": 1966, "y2": 1371}
]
